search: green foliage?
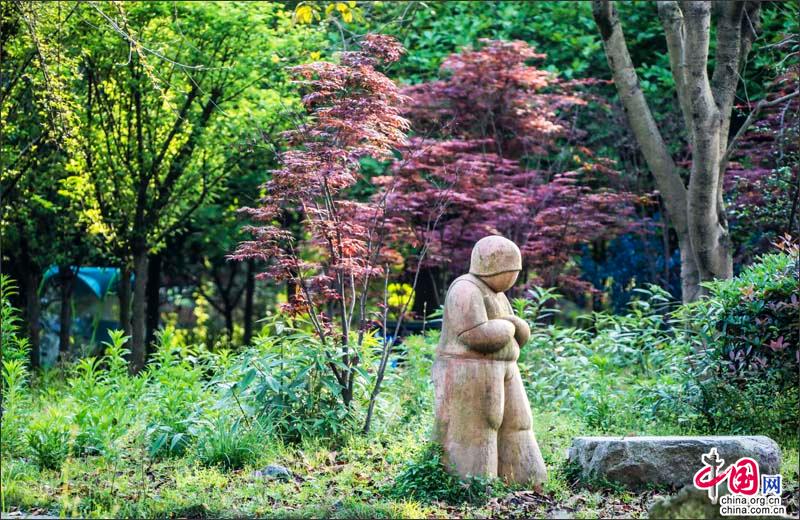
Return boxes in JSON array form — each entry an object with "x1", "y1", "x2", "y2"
[
  {"x1": 27, "y1": 411, "x2": 72, "y2": 470},
  {"x1": 518, "y1": 284, "x2": 681, "y2": 433},
  {"x1": 387, "y1": 443, "x2": 504, "y2": 504},
  {"x1": 0, "y1": 275, "x2": 30, "y2": 363},
  {"x1": 214, "y1": 318, "x2": 357, "y2": 444},
  {"x1": 193, "y1": 416, "x2": 260, "y2": 470},
  {"x1": 1, "y1": 277, "x2": 33, "y2": 457},
  {"x1": 142, "y1": 329, "x2": 209, "y2": 459},
  {"x1": 1, "y1": 358, "x2": 30, "y2": 456},
  {"x1": 357, "y1": 2, "x2": 617, "y2": 84},
  {"x1": 669, "y1": 248, "x2": 800, "y2": 443},
  {"x1": 1, "y1": 288, "x2": 799, "y2": 516},
  {"x1": 55, "y1": 1, "x2": 325, "y2": 256}
]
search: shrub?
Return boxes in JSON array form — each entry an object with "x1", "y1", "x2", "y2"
[
  {"x1": 386, "y1": 443, "x2": 504, "y2": 504},
  {"x1": 1, "y1": 359, "x2": 30, "y2": 455},
  {"x1": 143, "y1": 328, "x2": 209, "y2": 459},
  {"x1": 516, "y1": 285, "x2": 683, "y2": 433},
  {"x1": 27, "y1": 412, "x2": 72, "y2": 470},
  {"x1": 672, "y1": 246, "x2": 799, "y2": 442},
  {"x1": 214, "y1": 320, "x2": 357, "y2": 444}
]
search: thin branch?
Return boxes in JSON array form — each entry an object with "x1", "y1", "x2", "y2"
[{"x1": 721, "y1": 89, "x2": 800, "y2": 171}]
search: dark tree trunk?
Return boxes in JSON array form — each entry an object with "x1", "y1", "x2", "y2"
[
  {"x1": 224, "y1": 305, "x2": 234, "y2": 340},
  {"x1": 243, "y1": 259, "x2": 255, "y2": 346},
  {"x1": 58, "y1": 265, "x2": 77, "y2": 358},
  {"x1": 129, "y1": 247, "x2": 149, "y2": 373},
  {"x1": 118, "y1": 264, "x2": 132, "y2": 341},
  {"x1": 411, "y1": 266, "x2": 440, "y2": 319},
  {"x1": 21, "y1": 268, "x2": 42, "y2": 368},
  {"x1": 145, "y1": 252, "x2": 162, "y2": 356}
]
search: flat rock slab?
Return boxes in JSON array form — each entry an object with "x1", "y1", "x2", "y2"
[{"x1": 567, "y1": 436, "x2": 781, "y2": 490}]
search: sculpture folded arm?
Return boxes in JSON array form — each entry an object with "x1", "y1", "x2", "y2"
[
  {"x1": 501, "y1": 315, "x2": 530, "y2": 346},
  {"x1": 458, "y1": 319, "x2": 516, "y2": 353}
]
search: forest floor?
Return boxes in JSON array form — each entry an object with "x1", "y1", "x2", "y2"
[{"x1": 3, "y1": 410, "x2": 798, "y2": 519}]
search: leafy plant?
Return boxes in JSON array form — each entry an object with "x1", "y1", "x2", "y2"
[
  {"x1": 0, "y1": 275, "x2": 30, "y2": 363},
  {"x1": 670, "y1": 245, "x2": 800, "y2": 442},
  {"x1": 516, "y1": 284, "x2": 681, "y2": 433},
  {"x1": 193, "y1": 416, "x2": 261, "y2": 470},
  {"x1": 27, "y1": 413, "x2": 72, "y2": 470},
  {"x1": 215, "y1": 318, "x2": 357, "y2": 444},
  {"x1": 387, "y1": 443, "x2": 505, "y2": 504}
]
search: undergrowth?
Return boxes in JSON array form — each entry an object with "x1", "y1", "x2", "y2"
[
  {"x1": 1, "y1": 251, "x2": 798, "y2": 517},
  {"x1": 386, "y1": 443, "x2": 506, "y2": 504}
]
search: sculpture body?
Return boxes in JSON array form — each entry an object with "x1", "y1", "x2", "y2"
[{"x1": 433, "y1": 236, "x2": 547, "y2": 487}]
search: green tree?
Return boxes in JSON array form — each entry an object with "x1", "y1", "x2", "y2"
[
  {"x1": 56, "y1": 2, "x2": 322, "y2": 370},
  {"x1": 0, "y1": 1, "x2": 93, "y2": 366}
]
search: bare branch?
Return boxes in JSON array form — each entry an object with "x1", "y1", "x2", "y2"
[{"x1": 721, "y1": 89, "x2": 800, "y2": 171}]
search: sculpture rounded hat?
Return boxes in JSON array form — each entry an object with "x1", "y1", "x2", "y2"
[{"x1": 469, "y1": 236, "x2": 522, "y2": 276}]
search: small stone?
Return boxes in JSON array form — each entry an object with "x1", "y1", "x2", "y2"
[
  {"x1": 253, "y1": 464, "x2": 292, "y2": 480},
  {"x1": 567, "y1": 435, "x2": 781, "y2": 490}
]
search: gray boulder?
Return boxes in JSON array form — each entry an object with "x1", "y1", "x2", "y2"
[{"x1": 567, "y1": 436, "x2": 781, "y2": 490}]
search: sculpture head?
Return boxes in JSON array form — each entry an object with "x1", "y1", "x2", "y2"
[{"x1": 469, "y1": 236, "x2": 522, "y2": 292}]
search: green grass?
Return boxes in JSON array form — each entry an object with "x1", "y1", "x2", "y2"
[{"x1": 6, "y1": 407, "x2": 795, "y2": 518}]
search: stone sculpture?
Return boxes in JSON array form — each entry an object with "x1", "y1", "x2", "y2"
[{"x1": 433, "y1": 235, "x2": 547, "y2": 487}]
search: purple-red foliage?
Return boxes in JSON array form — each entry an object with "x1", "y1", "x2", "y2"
[
  {"x1": 380, "y1": 39, "x2": 635, "y2": 294},
  {"x1": 725, "y1": 66, "x2": 799, "y2": 263},
  {"x1": 233, "y1": 34, "x2": 409, "y2": 317}
]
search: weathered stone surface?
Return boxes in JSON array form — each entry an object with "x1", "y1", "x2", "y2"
[
  {"x1": 567, "y1": 436, "x2": 781, "y2": 490},
  {"x1": 253, "y1": 464, "x2": 292, "y2": 480},
  {"x1": 469, "y1": 235, "x2": 523, "y2": 276},
  {"x1": 433, "y1": 236, "x2": 546, "y2": 487}
]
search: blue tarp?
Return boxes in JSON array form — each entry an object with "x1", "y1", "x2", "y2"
[{"x1": 43, "y1": 266, "x2": 131, "y2": 299}]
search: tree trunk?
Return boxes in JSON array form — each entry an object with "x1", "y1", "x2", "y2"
[
  {"x1": 21, "y1": 268, "x2": 42, "y2": 368},
  {"x1": 679, "y1": 236, "x2": 702, "y2": 303},
  {"x1": 58, "y1": 265, "x2": 77, "y2": 358},
  {"x1": 129, "y1": 248, "x2": 149, "y2": 373},
  {"x1": 145, "y1": 252, "x2": 162, "y2": 356},
  {"x1": 118, "y1": 264, "x2": 132, "y2": 341},
  {"x1": 592, "y1": 0, "x2": 758, "y2": 302},
  {"x1": 243, "y1": 259, "x2": 255, "y2": 346},
  {"x1": 223, "y1": 304, "x2": 234, "y2": 340},
  {"x1": 683, "y1": 1, "x2": 734, "y2": 296}
]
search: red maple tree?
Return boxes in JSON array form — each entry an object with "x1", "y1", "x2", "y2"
[
  {"x1": 233, "y1": 35, "x2": 411, "y2": 410},
  {"x1": 379, "y1": 39, "x2": 636, "y2": 296}
]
